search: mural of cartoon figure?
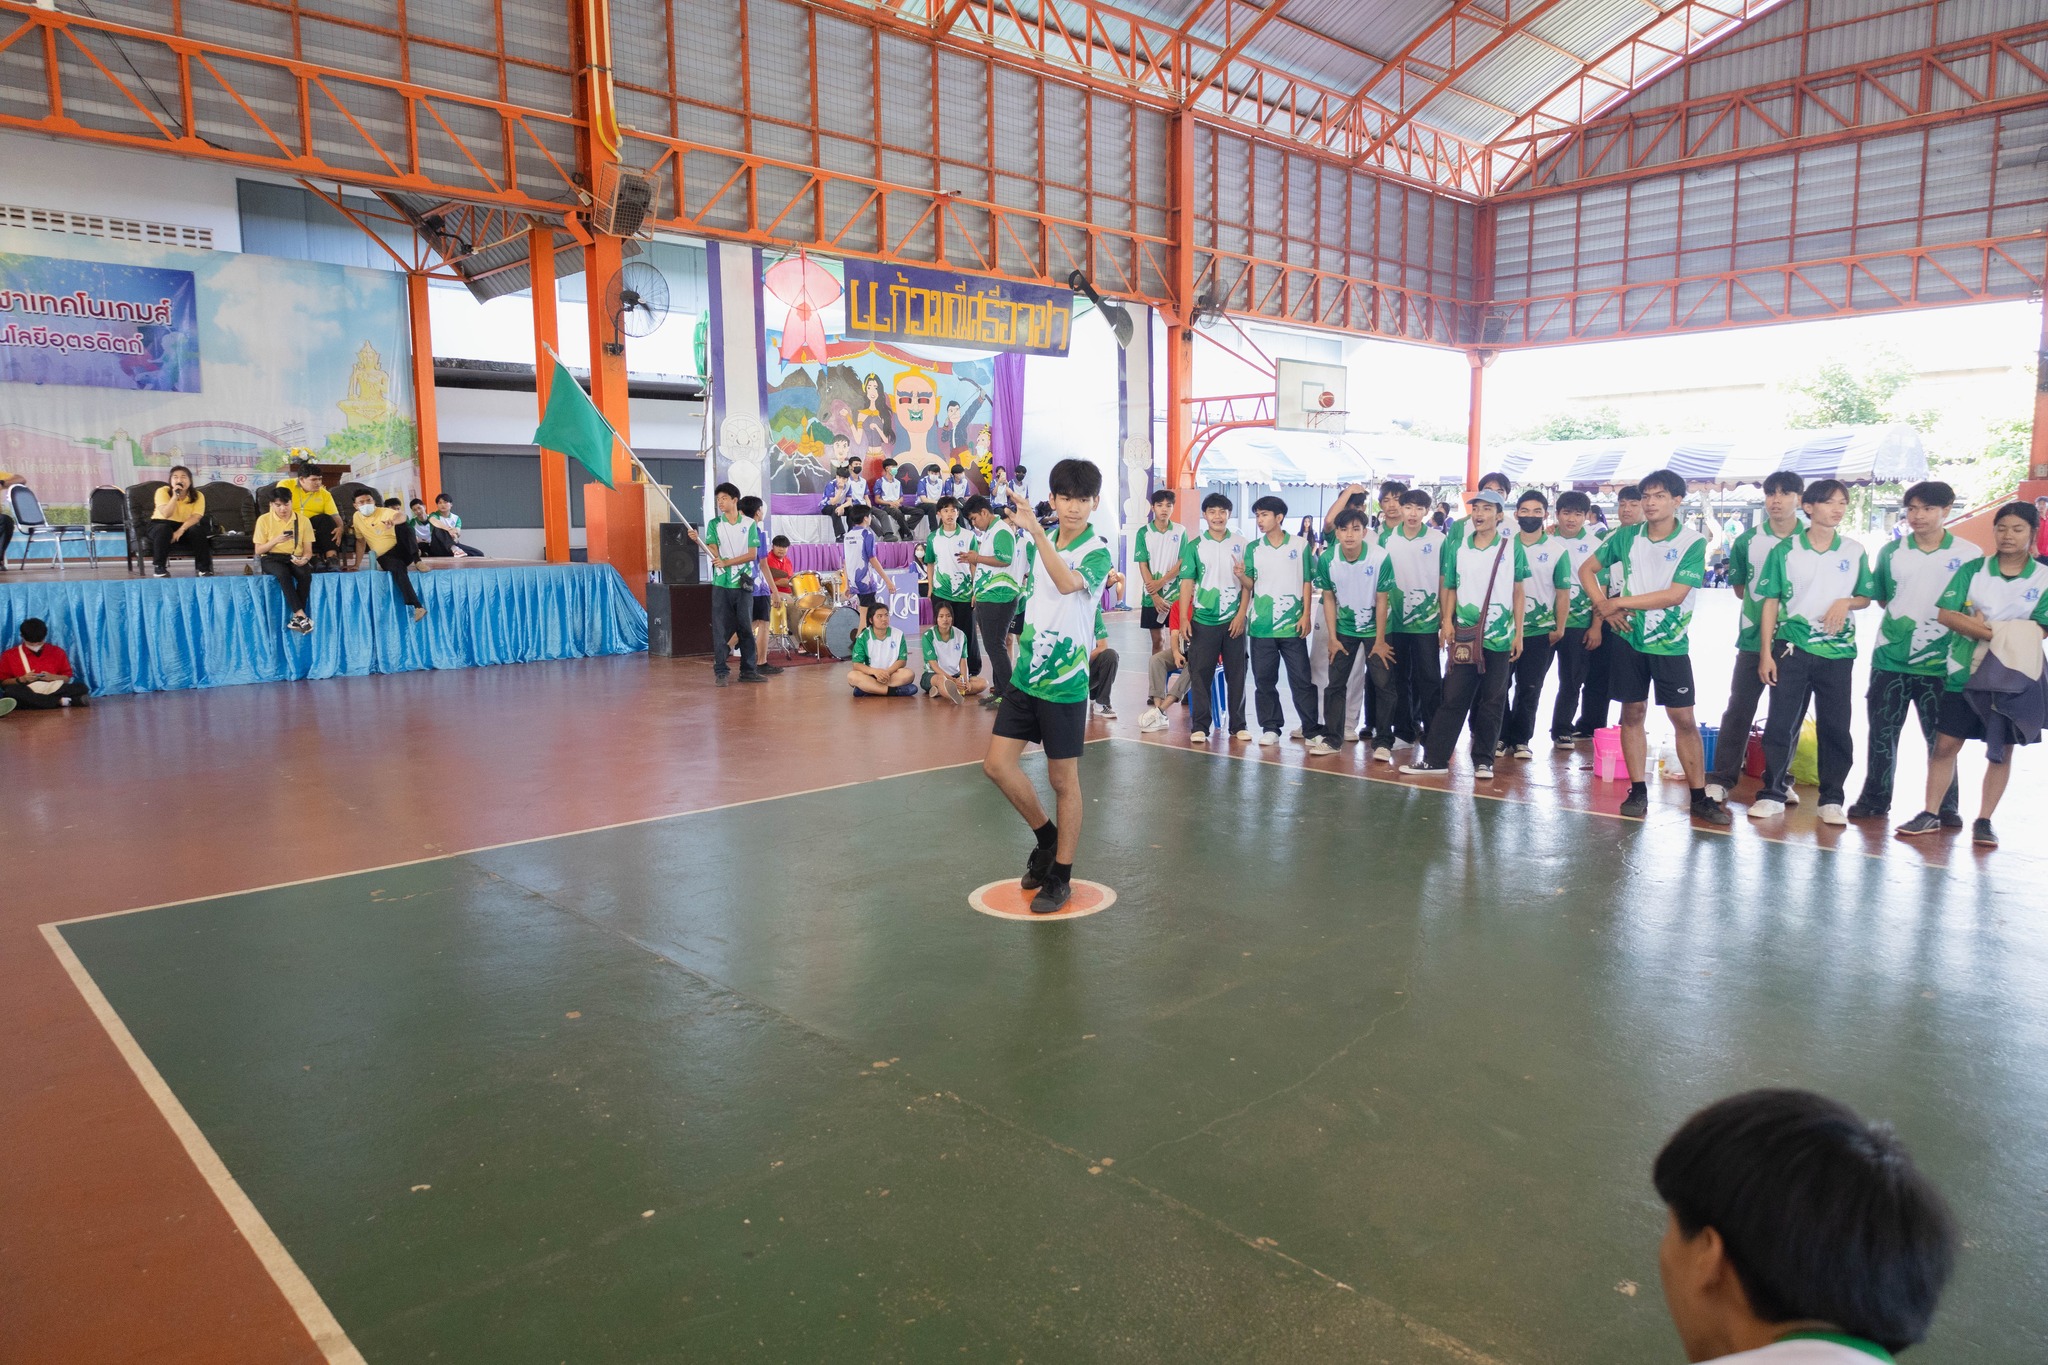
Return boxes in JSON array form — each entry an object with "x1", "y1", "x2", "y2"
[
  {"x1": 854, "y1": 373, "x2": 896, "y2": 468},
  {"x1": 891, "y1": 367, "x2": 945, "y2": 470}
]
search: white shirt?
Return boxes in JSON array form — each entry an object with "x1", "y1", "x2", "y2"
[{"x1": 1710, "y1": 1341, "x2": 1889, "y2": 1365}]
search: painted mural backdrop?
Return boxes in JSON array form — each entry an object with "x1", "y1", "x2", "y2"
[
  {"x1": 761, "y1": 255, "x2": 1012, "y2": 516},
  {"x1": 0, "y1": 227, "x2": 417, "y2": 517}
]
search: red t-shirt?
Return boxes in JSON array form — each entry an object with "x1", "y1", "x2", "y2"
[
  {"x1": 765, "y1": 552, "x2": 795, "y2": 586},
  {"x1": 0, "y1": 642, "x2": 70, "y2": 681}
]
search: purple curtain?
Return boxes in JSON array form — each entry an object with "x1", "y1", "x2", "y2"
[{"x1": 992, "y1": 352, "x2": 1026, "y2": 473}]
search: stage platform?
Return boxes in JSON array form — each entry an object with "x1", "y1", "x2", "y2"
[{"x1": 0, "y1": 559, "x2": 647, "y2": 696}]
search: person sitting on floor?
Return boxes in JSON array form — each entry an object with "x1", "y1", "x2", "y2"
[
  {"x1": 254, "y1": 485, "x2": 317, "y2": 634},
  {"x1": 283, "y1": 458, "x2": 343, "y2": 570},
  {"x1": 848, "y1": 602, "x2": 916, "y2": 696},
  {"x1": 352, "y1": 489, "x2": 427, "y2": 622},
  {"x1": 0, "y1": 617, "x2": 91, "y2": 712},
  {"x1": 427, "y1": 493, "x2": 486, "y2": 558},
  {"x1": 920, "y1": 602, "x2": 987, "y2": 704},
  {"x1": 407, "y1": 499, "x2": 435, "y2": 557},
  {"x1": 149, "y1": 464, "x2": 212, "y2": 578}
]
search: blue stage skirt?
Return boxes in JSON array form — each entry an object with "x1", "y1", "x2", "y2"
[{"x1": 0, "y1": 563, "x2": 648, "y2": 696}]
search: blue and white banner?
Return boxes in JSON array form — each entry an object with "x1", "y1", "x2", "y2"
[{"x1": 0, "y1": 252, "x2": 200, "y2": 391}]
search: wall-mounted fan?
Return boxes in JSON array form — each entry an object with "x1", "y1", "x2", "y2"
[{"x1": 601, "y1": 260, "x2": 670, "y2": 355}]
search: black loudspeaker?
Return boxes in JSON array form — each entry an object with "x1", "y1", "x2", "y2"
[{"x1": 659, "y1": 521, "x2": 701, "y2": 584}]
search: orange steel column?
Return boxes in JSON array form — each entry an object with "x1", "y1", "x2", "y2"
[
  {"x1": 1164, "y1": 113, "x2": 1197, "y2": 501},
  {"x1": 406, "y1": 269, "x2": 441, "y2": 501},
  {"x1": 582, "y1": 232, "x2": 647, "y2": 592},
  {"x1": 2030, "y1": 287, "x2": 2048, "y2": 481},
  {"x1": 1465, "y1": 351, "x2": 1494, "y2": 496},
  {"x1": 530, "y1": 225, "x2": 571, "y2": 563}
]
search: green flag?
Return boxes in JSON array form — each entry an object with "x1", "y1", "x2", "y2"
[{"x1": 533, "y1": 360, "x2": 617, "y2": 489}]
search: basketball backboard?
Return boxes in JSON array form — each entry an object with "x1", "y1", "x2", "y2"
[{"x1": 1274, "y1": 359, "x2": 1348, "y2": 432}]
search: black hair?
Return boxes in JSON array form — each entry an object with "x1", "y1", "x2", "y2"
[
  {"x1": 20, "y1": 617, "x2": 48, "y2": 644},
  {"x1": 737, "y1": 495, "x2": 763, "y2": 518},
  {"x1": 409, "y1": 498, "x2": 425, "y2": 509},
  {"x1": 288, "y1": 458, "x2": 313, "y2": 476},
  {"x1": 1014, "y1": 464, "x2": 1028, "y2": 476},
  {"x1": 1149, "y1": 488, "x2": 1177, "y2": 505},
  {"x1": 865, "y1": 602, "x2": 891, "y2": 624},
  {"x1": 714, "y1": 481, "x2": 742, "y2": 501},
  {"x1": 1047, "y1": 458, "x2": 1100, "y2": 500},
  {"x1": 934, "y1": 600, "x2": 954, "y2": 619},
  {"x1": 1201, "y1": 492, "x2": 1233, "y2": 513},
  {"x1": 924, "y1": 462, "x2": 942, "y2": 473},
  {"x1": 1901, "y1": 481, "x2": 1955, "y2": 510},
  {"x1": 166, "y1": 464, "x2": 194, "y2": 486},
  {"x1": 1399, "y1": 489, "x2": 1433, "y2": 509},
  {"x1": 1379, "y1": 481, "x2": 1409, "y2": 500},
  {"x1": 1478, "y1": 470, "x2": 1511, "y2": 493},
  {"x1": 936, "y1": 495, "x2": 959, "y2": 512},
  {"x1": 962, "y1": 495, "x2": 992, "y2": 519},
  {"x1": 1653, "y1": 1089, "x2": 1955, "y2": 1352},
  {"x1": 1762, "y1": 470, "x2": 1806, "y2": 497},
  {"x1": 1252, "y1": 494, "x2": 1288, "y2": 517},
  {"x1": 770, "y1": 534, "x2": 789, "y2": 548},
  {"x1": 354, "y1": 488, "x2": 377, "y2": 502},
  {"x1": 1638, "y1": 470, "x2": 1685, "y2": 499},
  {"x1": 382, "y1": 497, "x2": 402, "y2": 509},
  {"x1": 434, "y1": 492, "x2": 453, "y2": 503},
  {"x1": 1617, "y1": 484, "x2": 1644, "y2": 502},
  {"x1": 1332, "y1": 508, "x2": 1368, "y2": 531},
  {"x1": 847, "y1": 504, "x2": 871, "y2": 526},
  {"x1": 1993, "y1": 500, "x2": 2041, "y2": 532},
  {"x1": 1515, "y1": 489, "x2": 1549, "y2": 511},
  {"x1": 270, "y1": 487, "x2": 296, "y2": 505},
  {"x1": 1802, "y1": 478, "x2": 1849, "y2": 506},
  {"x1": 1555, "y1": 490, "x2": 1592, "y2": 515}
]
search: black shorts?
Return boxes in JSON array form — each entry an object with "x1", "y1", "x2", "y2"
[
  {"x1": 992, "y1": 687, "x2": 1087, "y2": 760},
  {"x1": 1936, "y1": 689, "x2": 1989, "y2": 744},
  {"x1": 1607, "y1": 637, "x2": 1696, "y2": 707},
  {"x1": 1140, "y1": 596, "x2": 1168, "y2": 629},
  {"x1": 751, "y1": 594, "x2": 770, "y2": 622}
]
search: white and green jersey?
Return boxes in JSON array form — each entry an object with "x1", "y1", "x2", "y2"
[
  {"x1": 1551, "y1": 527, "x2": 1602, "y2": 629},
  {"x1": 1442, "y1": 514, "x2": 1471, "y2": 557},
  {"x1": 1243, "y1": 531, "x2": 1309, "y2": 638},
  {"x1": 1592, "y1": 522, "x2": 1707, "y2": 656},
  {"x1": 1381, "y1": 524, "x2": 1447, "y2": 634},
  {"x1": 920, "y1": 524, "x2": 975, "y2": 600},
  {"x1": 920, "y1": 624, "x2": 966, "y2": 678},
  {"x1": 1936, "y1": 556, "x2": 2048, "y2": 691},
  {"x1": 1516, "y1": 532, "x2": 1562, "y2": 633},
  {"x1": 850, "y1": 626, "x2": 905, "y2": 670},
  {"x1": 1133, "y1": 519, "x2": 1186, "y2": 595},
  {"x1": 970, "y1": 523, "x2": 1022, "y2": 602},
  {"x1": 1178, "y1": 530, "x2": 1247, "y2": 627},
  {"x1": 1869, "y1": 533, "x2": 1973, "y2": 676},
  {"x1": 707, "y1": 513, "x2": 760, "y2": 590},
  {"x1": 1313, "y1": 538, "x2": 1390, "y2": 639},
  {"x1": 1443, "y1": 532, "x2": 1531, "y2": 652},
  {"x1": 1727, "y1": 520, "x2": 1802, "y2": 652},
  {"x1": 1755, "y1": 531, "x2": 1874, "y2": 661},
  {"x1": 1012, "y1": 525, "x2": 1114, "y2": 704}
]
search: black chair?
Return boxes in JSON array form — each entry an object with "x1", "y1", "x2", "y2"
[
  {"x1": 89, "y1": 486, "x2": 130, "y2": 571},
  {"x1": 123, "y1": 481, "x2": 166, "y2": 575},
  {"x1": 199, "y1": 480, "x2": 258, "y2": 562},
  {"x1": 6, "y1": 484, "x2": 94, "y2": 570}
]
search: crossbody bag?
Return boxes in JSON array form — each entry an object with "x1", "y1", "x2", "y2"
[{"x1": 1448, "y1": 533, "x2": 1512, "y2": 672}]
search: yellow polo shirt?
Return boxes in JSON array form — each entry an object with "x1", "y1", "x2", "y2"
[
  {"x1": 353, "y1": 508, "x2": 399, "y2": 557},
  {"x1": 152, "y1": 487, "x2": 206, "y2": 522},
  {"x1": 284, "y1": 482, "x2": 339, "y2": 521},
  {"x1": 255, "y1": 509, "x2": 313, "y2": 557}
]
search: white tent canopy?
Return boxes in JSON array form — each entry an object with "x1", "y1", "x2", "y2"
[
  {"x1": 1495, "y1": 424, "x2": 1927, "y2": 489},
  {"x1": 1192, "y1": 427, "x2": 1467, "y2": 486}
]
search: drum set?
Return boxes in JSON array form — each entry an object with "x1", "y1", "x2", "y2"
[{"x1": 770, "y1": 570, "x2": 867, "y2": 661}]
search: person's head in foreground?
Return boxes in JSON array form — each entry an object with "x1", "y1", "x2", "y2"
[
  {"x1": 714, "y1": 482, "x2": 740, "y2": 518},
  {"x1": 1466, "y1": 489, "x2": 1504, "y2": 535},
  {"x1": 934, "y1": 601, "x2": 955, "y2": 635},
  {"x1": 1149, "y1": 488, "x2": 1176, "y2": 523},
  {"x1": 1477, "y1": 470, "x2": 1511, "y2": 498},
  {"x1": 738, "y1": 495, "x2": 763, "y2": 522},
  {"x1": 1654, "y1": 1088, "x2": 1955, "y2": 1362},
  {"x1": 18, "y1": 617, "x2": 50, "y2": 650},
  {"x1": 1399, "y1": 487, "x2": 1433, "y2": 531},
  {"x1": 273, "y1": 488, "x2": 297, "y2": 514},
  {"x1": 1617, "y1": 483, "x2": 1645, "y2": 525},
  {"x1": 1043, "y1": 459, "x2": 1100, "y2": 535},
  {"x1": 409, "y1": 498, "x2": 426, "y2": 518},
  {"x1": 962, "y1": 495, "x2": 993, "y2": 531},
  {"x1": 1379, "y1": 481, "x2": 1408, "y2": 521},
  {"x1": 1637, "y1": 470, "x2": 1685, "y2": 528},
  {"x1": 865, "y1": 601, "x2": 891, "y2": 634},
  {"x1": 936, "y1": 494, "x2": 959, "y2": 531},
  {"x1": 354, "y1": 490, "x2": 380, "y2": 517},
  {"x1": 1332, "y1": 506, "x2": 1368, "y2": 552},
  {"x1": 1555, "y1": 489, "x2": 1590, "y2": 535},
  {"x1": 1252, "y1": 494, "x2": 1288, "y2": 538},
  {"x1": 1200, "y1": 491, "x2": 1232, "y2": 533}
]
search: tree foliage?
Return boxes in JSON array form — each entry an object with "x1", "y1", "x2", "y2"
[
  {"x1": 1513, "y1": 406, "x2": 1642, "y2": 442},
  {"x1": 1785, "y1": 354, "x2": 1923, "y2": 429}
]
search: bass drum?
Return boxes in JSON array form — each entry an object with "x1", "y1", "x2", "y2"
[{"x1": 822, "y1": 605, "x2": 862, "y2": 660}]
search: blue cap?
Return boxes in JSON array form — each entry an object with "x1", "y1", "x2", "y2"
[{"x1": 1468, "y1": 489, "x2": 1509, "y2": 509}]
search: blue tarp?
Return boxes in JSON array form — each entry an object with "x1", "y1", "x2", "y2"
[{"x1": 0, "y1": 562, "x2": 648, "y2": 696}]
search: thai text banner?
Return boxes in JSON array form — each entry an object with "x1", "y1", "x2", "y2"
[
  {"x1": 0, "y1": 252, "x2": 201, "y2": 392},
  {"x1": 842, "y1": 260, "x2": 1072, "y2": 357}
]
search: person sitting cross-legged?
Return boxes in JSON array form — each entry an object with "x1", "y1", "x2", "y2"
[
  {"x1": 848, "y1": 602, "x2": 916, "y2": 695},
  {"x1": 0, "y1": 617, "x2": 91, "y2": 712},
  {"x1": 920, "y1": 602, "x2": 987, "y2": 704}
]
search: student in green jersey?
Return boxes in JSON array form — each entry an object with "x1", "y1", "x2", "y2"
[
  {"x1": 1174, "y1": 492, "x2": 1251, "y2": 743},
  {"x1": 1441, "y1": 470, "x2": 1512, "y2": 557},
  {"x1": 1134, "y1": 488, "x2": 1185, "y2": 655},
  {"x1": 1848, "y1": 482, "x2": 1967, "y2": 823},
  {"x1": 1897, "y1": 502, "x2": 2048, "y2": 848},
  {"x1": 1548, "y1": 491, "x2": 1603, "y2": 748},
  {"x1": 1579, "y1": 469, "x2": 1730, "y2": 824},
  {"x1": 690, "y1": 481, "x2": 768, "y2": 687},
  {"x1": 919, "y1": 495, "x2": 981, "y2": 682},
  {"x1": 920, "y1": 602, "x2": 987, "y2": 704},
  {"x1": 1307, "y1": 506, "x2": 1392, "y2": 757},
  {"x1": 984, "y1": 459, "x2": 1115, "y2": 913},
  {"x1": 1242, "y1": 494, "x2": 1318, "y2": 747},
  {"x1": 1500, "y1": 490, "x2": 1566, "y2": 759},
  {"x1": 1401, "y1": 490, "x2": 1527, "y2": 778},
  {"x1": 1570, "y1": 483, "x2": 1642, "y2": 739},
  {"x1": 1705, "y1": 471, "x2": 1805, "y2": 802},
  {"x1": 848, "y1": 602, "x2": 916, "y2": 696},
  {"x1": 1751, "y1": 479, "x2": 1875, "y2": 824},
  {"x1": 1382, "y1": 487, "x2": 1447, "y2": 758},
  {"x1": 958, "y1": 494, "x2": 1023, "y2": 708},
  {"x1": 1653, "y1": 1089, "x2": 1955, "y2": 1364}
]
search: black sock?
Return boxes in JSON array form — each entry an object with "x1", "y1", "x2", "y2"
[
  {"x1": 1628, "y1": 780, "x2": 1648, "y2": 800},
  {"x1": 1051, "y1": 860, "x2": 1072, "y2": 884},
  {"x1": 1033, "y1": 820, "x2": 1057, "y2": 851},
  {"x1": 1690, "y1": 786, "x2": 1706, "y2": 802}
]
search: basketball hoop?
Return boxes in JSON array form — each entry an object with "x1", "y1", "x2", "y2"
[{"x1": 1304, "y1": 407, "x2": 1348, "y2": 433}]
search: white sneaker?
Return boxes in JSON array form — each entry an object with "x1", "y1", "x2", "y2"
[
  {"x1": 1289, "y1": 727, "x2": 1305, "y2": 740},
  {"x1": 1511, "y1": 745, "x2": 1533, "y2": 760},
  {"x1": 1748, "y1": 798, "x2": 1786, "y2": 819},
  {"x1": 1190, "y1": 731, "x2": 1208, "y2": 745},
  {"x1": 1818, "y1": 803, "x2": 1848, "y2": 826},
  {"x1": 1093, "y1": 702, "x2": 1117, "y2": 719},
  {"x1": 1474, "y1": 764, "x2": 1494, "y2": 780},
  {"x1": 1785, "y1": 788, "x2": 1802, "y2": 807},
  {"x1": 1305, "y1": 737, "x2": 1337, "y2": 756},
  {"x1": 1257, "y1": 730, "x2": 1280, "y2": 747},
  {"x1": 1233, "y1": 729, "x2": 1253, "y2": 742},
  {"x1": 1704, "y1": 784, "x2": 1727, "y2": 803},
  {"x1": 1553, "y1": 737, "x2": 1576, "y2": 751},
  {"x1": 1138, "y1": 707, "x2": 1166, "y2": 731},
  {"x1": 1372, "y1": 746, "x2": 1393, "y2": 764}
]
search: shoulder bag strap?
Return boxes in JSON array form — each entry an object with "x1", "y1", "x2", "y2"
[{"x1": 1474, "y1": 533, "x2": 1512, "y2": 674}]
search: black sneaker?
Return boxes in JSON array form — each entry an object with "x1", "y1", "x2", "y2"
[
  {"x1": 714, "y1": 674, "x2": 730, "y2": 687},
  {"x1": 1619, "y1": 789, "x2": 1649, "y2": 819},
  {"x1": 1939, "y1": 810, "x2": 1965, "y2": 830},
  {"x1": 1030, "y1": 878, "x2": 1073, "y2": 914},
  {"x1": 757, "y1": 663, "x2": 785, "y2": 675},
  {"x1": 1690, "y1": 795, "x2": 1733, "y2": 826},
  {"x1": 1020, "y1": 842, "x2": 1054, "y2": 891},
  {"x1": 1845, "y1": 801, "x2": 1887, "y2": 820},
  {"x1": 1972, "y1": 819, "x2": 1998, "y2": 848},
  {"x1": 737, "y1": 672, "x2": 768, "y2": 683},
  {"x1": 1894, "y1": 811, "x2": 1942, "y2": 837}
]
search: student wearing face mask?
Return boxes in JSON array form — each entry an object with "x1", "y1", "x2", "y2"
[{"x1": 1499, "y1": 491, "x2": 1566, "y2": 760}]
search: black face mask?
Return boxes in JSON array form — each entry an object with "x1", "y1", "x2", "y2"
[{"x1": 1517, "y1": 515, "x2": 1544, "y2": 533}]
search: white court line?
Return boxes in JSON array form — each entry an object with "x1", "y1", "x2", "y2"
[{"x1": 41, "y1": 923, "x2": 369, "y2": 1365}]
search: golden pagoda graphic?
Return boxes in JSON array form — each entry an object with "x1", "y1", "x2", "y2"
[{"x1": 337, "y1": 341, "x2": 397, "y2": 425}]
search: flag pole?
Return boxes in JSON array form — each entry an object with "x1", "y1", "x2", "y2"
[{"x1": 540, "y1": 342, "x2": 696, "y2": 533}]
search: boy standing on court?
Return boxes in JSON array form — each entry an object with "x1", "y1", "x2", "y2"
[
  {"x1": 919, "y1": 495, "x2": 981, "y2": 681},
  {"x1": 983, "y1": 459, "x2": 1114, "y2": 914},
  {"x1": 1175, "y1": 493, "x2": 1251, "y2": 744},
  {"x1": 1500, "y1": 490, "x2": 1564, "y2": 760},
  {"x1": 1242, "y1": 495, "x2": 1318, "y2": 748},
  {"x1": 1705, "y1": 471, "x2": 1805, "y2": 802},
  {"x1": 1547, "y1": 491, "x2": 1603, "y2": 749},
  {"x1": 1381, "y1": 488, "x2": 1448, "y2": 760},
  {"x1": 959, "y1": 495, "x2": 1023, "y2": 708},
  {"x1": 1307, "y1": 506, "x2": 1392, "y2": 757},
  {"x1": 1133, "y1": 489, "x2": 1185, "y2": 656}
]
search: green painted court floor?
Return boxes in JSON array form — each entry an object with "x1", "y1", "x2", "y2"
[{"x1": 59, "y1": 741, "x2": 2048, "y2": 1363}]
